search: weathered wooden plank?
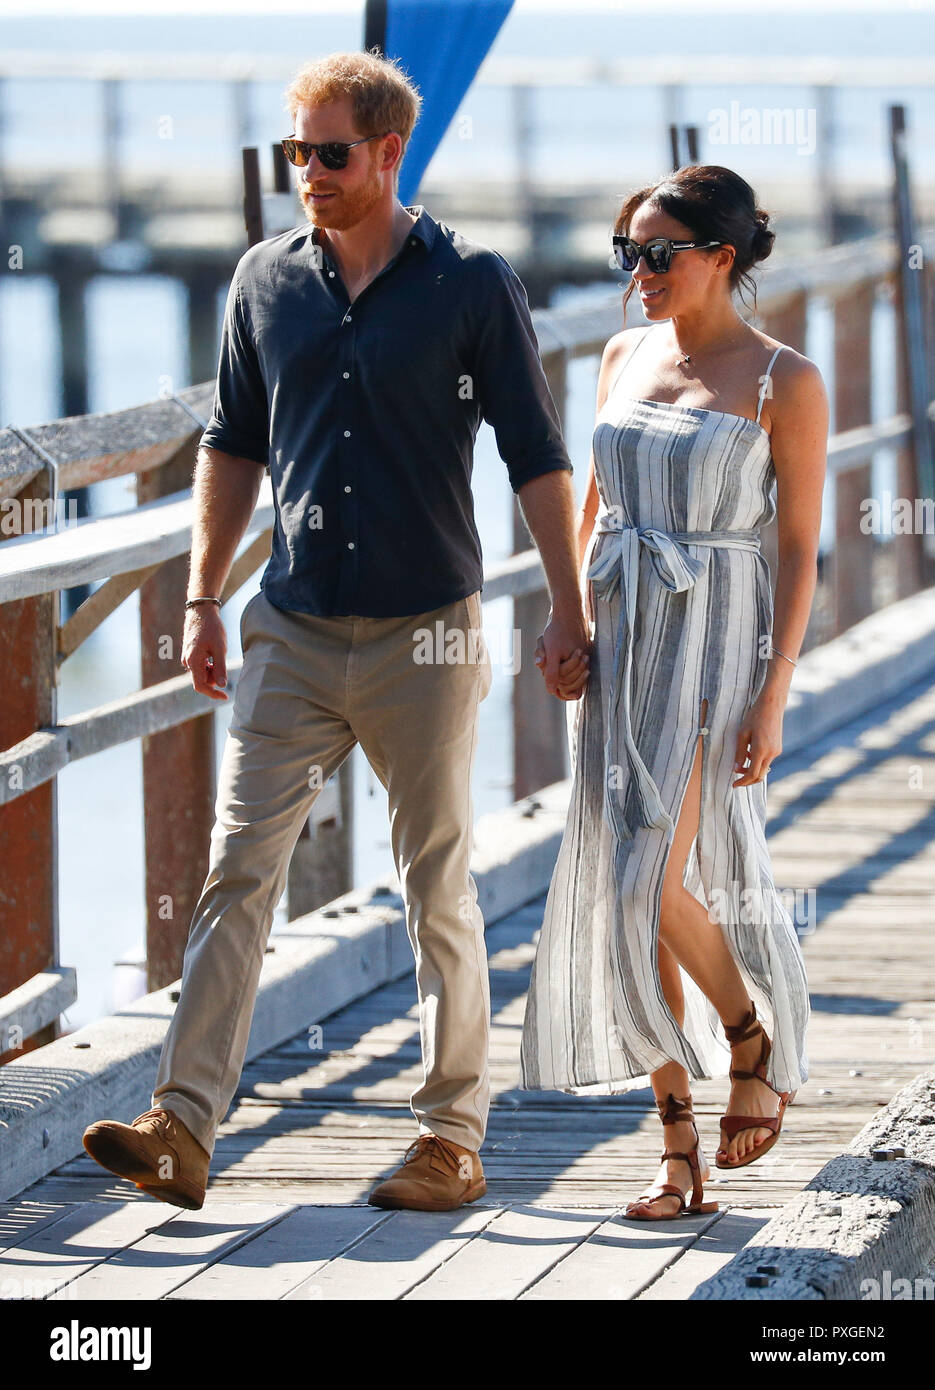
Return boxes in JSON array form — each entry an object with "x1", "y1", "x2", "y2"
[
  {"x1": 0, "y1": 1200, "x2": 178, "y2": 1300},
  {"x1": 57, "y1": 561, "x2": 160, "y2": 660},
  {"x1": 283, "y1": 1206, "x2": 500, "y2": 1300},
  {"x1": 168, "y1": 1205, "x2": 388, "y2": 1300},
  {"x1": 26, "y1": 1179, "x2": 809, "y2": 1212},
  {"x1": 0, "y1": 479, "x2": 275, "y2": 603},
  {"x1": 0, "y1": 664, "x2": 247, "y2": 806},
  {"x1": 521, "y1": 1208, "x2": 725, "y2": 1300},
  {"x1": 634, "y1": 1207, "x2": 777, "y2": 1300},
  {"x1": 47, "y1": 1200, "x2": 293, "y2": 1300},
  {"x1": 0, "y1": 1202, "x2": 77, "y2": 1256},
  {"x1": 0, "y1": 387, "x2": 216, "y2": 498},
  {"x1": 403, "y1": 1205, "x2": 611, "y2": 1300},
  {"x1": 0, "y1": 968, "x2": 76, "y2": 1042}
]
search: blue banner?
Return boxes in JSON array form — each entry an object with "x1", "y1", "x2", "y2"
[{"x1": 365, "y1": 0, "x2": 515, "y2": 205}]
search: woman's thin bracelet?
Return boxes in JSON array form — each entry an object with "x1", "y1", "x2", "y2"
[{"x1": 770, "y1": 645, "x2": 797, "y2": 667}]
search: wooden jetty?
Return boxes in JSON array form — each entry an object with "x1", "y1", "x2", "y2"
[
  {"x1": 1, "y1": 672, "x2": 933, "y2": 1300},
  {"x1": 1, "y1": 214, "x2": 935, "y2": 1299}
]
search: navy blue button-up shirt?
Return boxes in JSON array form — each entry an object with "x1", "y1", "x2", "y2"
[{"x1": 200, "y1": 204, "x2": 573, "y2": 617}]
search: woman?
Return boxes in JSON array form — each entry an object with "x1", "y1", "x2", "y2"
[{"x1": 521, "y1": 165, "x2": 828, "y2": 1219}]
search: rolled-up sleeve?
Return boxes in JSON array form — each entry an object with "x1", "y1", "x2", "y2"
[
  {"x1": 200, "y1": 272, "x2": 270, "y2": 465},
  {"x1": 470, "y1": 252, "x2": 573, "y2": 493}
]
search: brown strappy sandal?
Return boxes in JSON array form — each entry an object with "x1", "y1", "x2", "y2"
[
  {"x1": 716, "y1": 1000, "x2": 795, "y2": 1170},
  {"x1": 623, "y1": 1092, "x2": 719, "y2": 1221}
]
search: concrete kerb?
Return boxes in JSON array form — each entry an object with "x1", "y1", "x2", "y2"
[
  {"x1": 781, "y1": 584, "x2": 935, "y2": 750},
  {"x1": 691, "y1": 1072, "x2": 935, "y2": 1300},
  {"x1": 0, "y1": 781, "x2": 571, "y2": 1203}
]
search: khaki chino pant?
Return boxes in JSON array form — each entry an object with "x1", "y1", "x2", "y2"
[{"x1": 152, "y1": 587, "x2": 493, "y2": 1158}]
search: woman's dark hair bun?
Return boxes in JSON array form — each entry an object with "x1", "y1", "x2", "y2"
[
  {"x1": 752, "y1": 209, "x2": 775, "y2": 262},
  {"x1": 613, "y1": 166, "x2": 776, "y2": 318}
]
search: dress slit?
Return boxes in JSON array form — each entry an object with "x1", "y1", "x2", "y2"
[{"x1": 641, "y1": 714, "x2": 712, "y2": 1077}]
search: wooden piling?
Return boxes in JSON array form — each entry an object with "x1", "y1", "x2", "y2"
[
  {"x1": 186, "y1": 273, "x2": 222, "y2": 389},
  {"x1": 832, "y1": 281, "x2": 875, "y2": 633},
  {"x1": 242, "y1": 148, "x2": 264, "y2": 248},
  {"x1": 893, "y1": 269, "x2": 927, "y2": 598},
  {"x1": 0, "y1": 466, "x2": 59, "y2": 1058},
  {"x1": 137, "y1": 436, "x2": 217, "y2": 991}
]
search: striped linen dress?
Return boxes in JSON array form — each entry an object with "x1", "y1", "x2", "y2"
[{"x1": 520, "y1": 325, "x2": 810, "y2": 1098}]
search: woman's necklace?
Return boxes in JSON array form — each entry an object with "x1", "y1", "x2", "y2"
[{"x1": 674, "y1": 325, "x2": 749, "y2": 370}]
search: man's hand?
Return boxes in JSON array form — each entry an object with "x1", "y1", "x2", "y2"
[
  {"x1": 534, "y1": 608, "x2": 591, "y2": 701},
  {"x1": 182, "y1": 605, "x2": 229, "y2": 701}
]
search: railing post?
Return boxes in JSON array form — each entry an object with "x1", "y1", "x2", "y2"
[
  {"x1": 185, "y1": 274, "x2": 223, "y2": 390},
  {"x1": 137, "y1": 435, "x2": 217, "y2": 992},
  {"x1": 892, "y1": 266, "x2": 928, "y2": 598},
  {"x1": 831, "y1": 279, "x2": 875, "y2": 634},
  {"x1": 512, "y1": 347, "x2": 570, "y2": 799},
  {"x1": 0, "y1": 471, "x2": 59, "y2": 1059}
]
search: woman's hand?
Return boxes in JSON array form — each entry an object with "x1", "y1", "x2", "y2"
[
  {"x1": 733, "y1": 689, "x2": 784, "y2": 786},
  {"x1": 535, "y1": 640, "x2": 590, "y2": 700}
]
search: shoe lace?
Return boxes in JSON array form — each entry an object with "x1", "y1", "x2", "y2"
[
  {"x1": 402, "y1": 1133, "x2": 467, "y2": 1177},
  {"x1": 132, "y1": 1107, "x2": 171, "y2": 1130}
]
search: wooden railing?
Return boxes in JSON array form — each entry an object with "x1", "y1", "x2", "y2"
[{"x1": 1, "y1": 228, "x2": 933, "y2": 1058}]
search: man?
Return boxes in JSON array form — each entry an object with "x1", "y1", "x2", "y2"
[{"x1": 83, "y1": 49, "x2": 588, "y2": 1213}]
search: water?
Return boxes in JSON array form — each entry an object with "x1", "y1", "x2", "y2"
[{"x1": 0, "y1": 3, "x2": 917, "y2": 1027}]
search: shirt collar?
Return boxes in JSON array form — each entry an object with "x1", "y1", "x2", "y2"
[
  {"x1": 310, "y1": 204, "x2": 436, "y2": 255},
  {"x1": 403, "y1": 205, "x2": 437, "y2": 250}
]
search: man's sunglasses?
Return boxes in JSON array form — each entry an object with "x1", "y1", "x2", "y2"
[
  {"x1": 612, "y1": 235, "x2": 724, "y2": 274},
  {"x1": 281, "y1": 132, "x2": 390, "y2": 171}
]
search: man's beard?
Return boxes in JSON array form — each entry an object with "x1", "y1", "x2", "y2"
[{"x1": 299, "y1": 159, "x2": 382, "y2": 232}]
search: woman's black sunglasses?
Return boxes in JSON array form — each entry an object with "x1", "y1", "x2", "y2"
[
  {"x1": 612, "y1": 235, "x2": 724, "y2": 274},
  {"x1": 281, "y1": 132, "x2": 390, "y2": 171}
]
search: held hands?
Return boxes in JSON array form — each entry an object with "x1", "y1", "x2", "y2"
[
  {"x1": 182, "y1": 605, "x2": 229, "y2": 701},
  {"x1": 534, "y1": 608, "x2": 592, "y2": 702}
]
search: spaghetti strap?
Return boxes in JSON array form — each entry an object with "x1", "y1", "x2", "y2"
[
  {"x1": 756, "y1": 345, "x2": 784, "y2": 424},
  {"x1": 607, "y1": 324, "x2": 657, "y2": 398}
]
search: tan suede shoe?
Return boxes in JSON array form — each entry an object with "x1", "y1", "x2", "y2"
[
  {"x1": 82, "y1": 1107, "x2": 210, "y2": 1210},
  {"x1": 368, "y1": 1133, "x2": 486, "y2": 1211}
]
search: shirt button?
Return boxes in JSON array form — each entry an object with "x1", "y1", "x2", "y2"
[
  {"x1": 345, "y1": 314, "x2": 352, "y2": 322},
  {"x1": 344, "y1": 430, "x2": 351, "y2": 437},
  {"x1": 347, "y1": 541, "x2": 355, "y2": 550},
  {"x1": 344, "y1": 485, "x2": 352, "y2": 493},
  {"x1": 342, "y1": 371, "x2": 350, "y2": 379}
]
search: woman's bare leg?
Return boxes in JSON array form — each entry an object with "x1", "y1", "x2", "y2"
[
  {"x1": 627, "y1": 936, "x2": 706, "y2": 1216},
  {"x1": 657, "y1": 703, "x2": 779, "y2": 1164}
]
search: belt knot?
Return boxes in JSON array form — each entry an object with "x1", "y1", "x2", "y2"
[{"x1": 586, "y1": 512, "x2": 760, "y2": 842}]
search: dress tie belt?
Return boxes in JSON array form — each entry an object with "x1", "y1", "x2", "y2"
[{"x1": 586, "y1": 510, "x2": 761, "y2": 843}]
